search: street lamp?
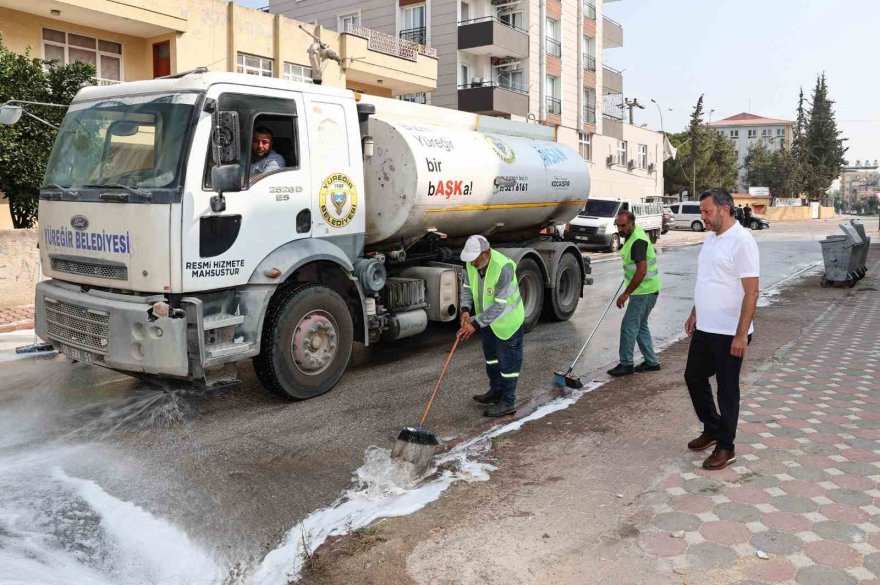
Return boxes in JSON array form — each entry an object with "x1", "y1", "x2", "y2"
[
  {"x1": 649, "y1": 98, "x2": 672, "y2": 135},
  {"x1": 0, "y1": 100, "x2": 68, "y2": 129}
]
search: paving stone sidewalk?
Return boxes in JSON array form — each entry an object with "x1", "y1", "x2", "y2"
[
  {"x1": 0, "y1": 305, "x2": 34, "y2": 332},
  {"x1": 631, "y1": 269, "x2": 880, "y2": 584}
]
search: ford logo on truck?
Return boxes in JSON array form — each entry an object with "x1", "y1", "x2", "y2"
[{"x1": 70, "y1": 215, "x2": 89, "y2": 231}]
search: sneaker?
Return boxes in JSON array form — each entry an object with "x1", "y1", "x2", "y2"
[
  {"x1": 473, "y1": 391, "x2": 501, "y2": 405},
  {"x1": 687, "y1": 432, "x2": 717, "y2": 451},
  {"x1": 606, "y1": 364, "x2": 634, "y2": 377},
  {"x1": 484, "y1": 402, "x2": 516, "y2": 417},
  {"x1": 634, "y1": 362, "x2": 661, "y2": 373},
  {"x1": 703, "y1": 447, "x2": 736, "y2": 470}
]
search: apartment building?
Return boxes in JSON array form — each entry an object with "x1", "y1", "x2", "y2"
[
  {"x1": 709, "y1": 113, "x2": 794, "y2": 192},
  {"x1": 0, "y1": 0, "x2": 437, "y2": 98},
  {"x1": 274, "y1": 0, "x2": 665, "y2": 203}
]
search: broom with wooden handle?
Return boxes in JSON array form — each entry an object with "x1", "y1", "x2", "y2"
[{"x1": 392, "y1": 335, "x2": 462, "y2": 476}]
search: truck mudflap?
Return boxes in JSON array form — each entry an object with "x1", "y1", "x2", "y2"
[{"x1": 35, "y1": 280, "x2": 189, "y2": 377}]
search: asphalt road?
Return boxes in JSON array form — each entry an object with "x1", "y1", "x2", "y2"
[{"x1": 0, "y1": 222, "x2": 833, "y2": 578}]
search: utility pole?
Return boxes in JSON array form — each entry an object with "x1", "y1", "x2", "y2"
[{"x1": 624, "y1": 98, "x2": 645, "y2": 125}]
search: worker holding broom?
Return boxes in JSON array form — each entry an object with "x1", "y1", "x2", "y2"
[
  {"x1": 606, "y1": 210, "x2": 662, "y2": 377},
  {"x1": 457, "y1": 235, "x2": 525, "y2": 418}
]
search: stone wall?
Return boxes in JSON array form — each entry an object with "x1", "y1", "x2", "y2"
[{"x1": 0, "y1": 229, "x2": 39, "y2": 308}]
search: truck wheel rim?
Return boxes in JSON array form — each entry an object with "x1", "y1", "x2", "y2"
[
  {"x1": 519, "y1": 272, "x2": 540, "y2": 321},
  {"x1": 291, "y1": 310, "x2": 338, "y2": 376},
  {"x1": 558, "y1": 264, "x2": 579, "y2": 309}
]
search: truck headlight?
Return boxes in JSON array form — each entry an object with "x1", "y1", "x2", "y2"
[{"x1": 597, "y1": 225, "x2": 606, "y2": 234}]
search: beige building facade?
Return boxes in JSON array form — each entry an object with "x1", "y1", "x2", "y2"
[
  {"x1": 274, "y1": 0, "x2": 665, "y2": 203},
  {"x1": 708, "y1": 113, "x2": 794, "y2": 192}
]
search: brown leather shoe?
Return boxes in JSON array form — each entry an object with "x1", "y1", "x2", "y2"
[
  {"x1": 687, "y1": 432, "x2": 717, "y2": 452},
  {"x1": 703, "y1": 447, "x2": 736, "y2": 470}
]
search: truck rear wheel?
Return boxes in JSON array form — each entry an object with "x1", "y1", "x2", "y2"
[
  {"x1": 254, "y1": 284, "x2": 353, "y2": 400},
  {"x1": 517, "y1": 257, "x2": 544, "y2": 333},
  {"x1": 543, "y1": 252, "x2": 581, "y2": 322}
]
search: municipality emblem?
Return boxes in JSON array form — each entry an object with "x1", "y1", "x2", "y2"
[{"x1": 319, "y1": 173, "x2": 358, "y2": 228}]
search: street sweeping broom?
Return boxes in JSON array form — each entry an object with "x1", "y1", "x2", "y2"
[{"x1": 392, "y1": 335, "x2": 461, "y2": 476}]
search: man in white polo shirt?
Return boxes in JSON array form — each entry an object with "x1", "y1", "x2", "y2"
[{"x1": 684, "y1": 187, "x2": 761, "y2": 470}]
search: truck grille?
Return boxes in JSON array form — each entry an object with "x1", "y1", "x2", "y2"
[
  {"x1": 44, "y1": 297, "x2": 110, "y2": 354},
  {"x1": 571, "y1": 225, "x2": 598, "y2": 235},
  {"x1": 51, "y1": 257, "x2": 128, "y2": 281}
]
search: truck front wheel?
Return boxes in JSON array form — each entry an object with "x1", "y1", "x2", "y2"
[
  {"x1": 544, "y1": 252, "x2": 581, "y2": 322},
  {"x1": 254, "y1": 284, "x2": 354, "y2": 400}
]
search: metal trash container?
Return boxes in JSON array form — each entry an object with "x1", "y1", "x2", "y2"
[
  {"x1": 839, "y1": 222, "x2": 866, "y2": 280},
  {"x1": 820, "y1": 235, "x2": 855, "y2": 287},
  {"x1": 851, "y1": 220, "x2": 870, "y2": 277}
]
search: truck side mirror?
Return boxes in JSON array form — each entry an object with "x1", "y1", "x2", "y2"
[
  {"x1": 210, "y1": 164, "x2": 241, "y2": 213},
  {"x1": 211, "y1": 111, "x2": 240, "y2": 165}
]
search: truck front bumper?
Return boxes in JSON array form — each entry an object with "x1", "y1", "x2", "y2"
[{"x1": 35, "y1": 280, "x2": 190, "y2": 377}]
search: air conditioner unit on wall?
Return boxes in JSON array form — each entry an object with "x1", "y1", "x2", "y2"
[
  {"x1": 627, "y1": 160, "x2": 635, "y2": 171},
  {"x1": 648, "y1": 163, "x2": 655, "y2": 173},
  {"x1": 606, "y1": 154, "x2": 614, "y2": 167}
]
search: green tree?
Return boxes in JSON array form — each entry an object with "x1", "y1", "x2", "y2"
[
  {"x1": 743, "y1": 140, "x2": 779, "y2": 192},
  {"x1": 663, "y1": 96, "x2": 738, "y2": 195},
  {"x1": 803, "y1": 74, "x2": 848, "y2": 204},
  {"x1": 0, "y1": 35, "x2": 94, "y2": 228}
]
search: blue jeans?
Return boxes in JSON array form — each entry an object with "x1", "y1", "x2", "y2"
[
  {"x1": 480, "y1": 325, "x2": 524, "y2": 406},
  {"x1": 619, "y1": 293, "x2": 658, "y2": 367}
]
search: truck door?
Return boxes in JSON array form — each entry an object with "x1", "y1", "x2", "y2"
[{"x1": 180, "y1": 90, "x2": 311, "y2": 292}]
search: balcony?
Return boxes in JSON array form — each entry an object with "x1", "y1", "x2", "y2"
[
  {"x1": 399, "y1": 27, "x2": 426, "y2": 46},
  {"x1": 583, "y1": 1, "x2": 596, "y2": 20},
  {"x1": 603, "y1": 64, "x2": 623, "y2": 94},
  {"x1": 458, "y1": 17, "x2": 529, "y2": 59},
  {"x1": 458, "y1": 80, "x2": 529, "y2": 117},
  {"x1": 545, "y1": 37, "x2": 562, "y2": 58},
  {"x1": 341, "y1": 24, "x2": 438, "y2": 94},
  {"x1": 583, "y1": 54, "x2": 596, "y2": 71},
  {"x1": 583, "y1": 106, "x2": 596, "y2": 124},
  {"x1": 603, "y1": 15, "x2": 623, "y2": 48},
  {"x1": 545, "y1": 96, "x2": 562, "y2": 116},
  {"x1": 6, "y1": 0, "x2": 188, "y2": 36}
]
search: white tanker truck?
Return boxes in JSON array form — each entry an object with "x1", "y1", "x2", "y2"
[{"x1": 33, "y1": 71, "x2": 592, "y2": 398}]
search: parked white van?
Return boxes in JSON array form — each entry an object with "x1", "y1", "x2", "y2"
[
  {"x1": 669, "y1": 202, "x2": 705, "y2": 231},
  {"x1": 568, "y1": 198, "x2": 664, "y2": 252}
]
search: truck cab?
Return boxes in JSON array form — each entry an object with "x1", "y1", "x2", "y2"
[{"x1": 568, "y1": 198, "x2": 662, "y2": 252}]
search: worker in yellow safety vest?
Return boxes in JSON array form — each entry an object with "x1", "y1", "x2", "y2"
[
  {"x1": 457, "y1": 235, "x2": 525, "y2": 417},
  {"x1": 607, "y1": 211, "x2": 661, "y2": 377}
]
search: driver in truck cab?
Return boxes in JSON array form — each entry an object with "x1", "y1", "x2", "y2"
[{"x1": 249, "y1": 126, "x2": 285, "y2": 182}]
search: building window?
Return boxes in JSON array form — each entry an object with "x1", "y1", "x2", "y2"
[
  {"x1": 497, "y1": 69, "x2": 524, "y2": 93},
  {"x1": 578, "y1": 132, "x2": 592, "y2": 161},
  {"x1": 776, "y1": 128, "x2": 785, "y2": 137},
  {"x1": 583, "y1": 88, "x2": 596, "y2": 123},
  {"x1": 401, "y1": 5, "x2": 427, "y2": 44},
  {"x1": 638, "y1": 144, "x2": 648, "y2": 169},
  {"x1": 498, "y1": 11, "x2": 523, "y2": 30},
  {"x1": 761, "y1": 128, "x2": 771, "y2": 137},
  {"x1": 398, "y1": 93, "x2": 428, "y2": 104},
  {"x1": 582, "y1": 35, "x2": 596, "y2": 71},
  {"x1": 730, "y1": 130, "x2": 739, "y2": 139},
  {"x1": 42, "y1": 28, "x2": 123, "y2": 83},
  {"x1": 460, "y1": 64, "x2": 471, "y2": 87},
  {"x1": 237, "y1": 53, "x2": 273, "y2": 77},
  {"x1": 460, "y1": 1, "x2": 470, "y2": 22},
  {"x1": 545, "y1": 18, "x2": 561, "y2": 57},
  {"x1": 545, "y1": 75, "x2": 561, "y2": 115},
  {"x1": 338, "y1": 12, "x2": 360, "y2": 32},
  {"x1": 616, "y1": 140, "x2": 627, "y2": 166},
  {"x1": 584, "y1": 1, "x2": 596, "y2": 20},
  {"x1": 284, "y1": 63, "x2": 313, "y2": 83},
  {"x1": 747, "y1": 129, "x2": 757, "y2": 139}
]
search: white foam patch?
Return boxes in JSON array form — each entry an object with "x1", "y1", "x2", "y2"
[
  {"x1": 249, "y1": 381, "x2": 604, "y2": 585},
  {"x1": 53, "y1": 469, "x2": 225, "y2": 585}
]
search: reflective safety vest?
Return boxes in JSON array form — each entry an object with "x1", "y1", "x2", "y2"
[
  {"x1": 620, "y1": 225, "x2": 661, "y2": 295},
  {"x1": 466, "y1": 250, "x2": 525, "y2": 340}
]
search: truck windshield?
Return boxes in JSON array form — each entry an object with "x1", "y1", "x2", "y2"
[
  {"x1": 44, "y1": 93, "x2": 199, "y2": 193},
  {"x1": 579, "y1": 200, "x2": 621, "y2": 218}
]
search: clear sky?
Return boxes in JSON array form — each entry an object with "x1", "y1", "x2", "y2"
[
  {"x1": 603, "y1": 0, "x2": 879, "y2": 165},
  {"x1": 235, "y1": 0, "x2": 877, "y2": 165}
]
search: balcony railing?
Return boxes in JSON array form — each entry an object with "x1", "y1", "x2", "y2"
[
  {"x1": 583, "y1": 1, "x2": 596, "y2": 20},
  {"x1": 545, "y1": 37, "x2": 561, "y2": 58},
  {"x1": 458, "y1": 16, "x2": 528, "y2": 34},
  {"x1": 459, "y1": 79, "x2": 529, "y2": 95},
  {"x1": 398, "y1": 93, "x2": 428, "y2": 104},
  {"x1": 583, "y1": 106, "x2": 596, "y2": 124},
  {"x1": 346, "y1": 23, "x2": 438, "y2": 60},
  {"x1": 546, "y1": 96, "x2": 562, "y2": 116},
  {"x1": 399, "y1": 26, "x2": 426, "y2": 45},
  {"x1": 583, "y1": 54, "x2": 596, "y2": 71},
  {"x1": 95, "y1": 78, "x2": 121, "y2": 86}
]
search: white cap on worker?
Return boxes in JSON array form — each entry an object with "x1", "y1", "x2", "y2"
[{"x1": 460, "y1": 235, "x2": 490, "y2": 262}]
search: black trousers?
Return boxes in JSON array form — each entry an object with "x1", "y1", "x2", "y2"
[{"x1": 684, "y1": 329, "x2": 751, "y2": 450}]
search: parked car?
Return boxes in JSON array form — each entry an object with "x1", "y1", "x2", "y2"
[
  {"x1": 568, "y1": 199, "x2": 664, "y2": 252},
  {"x1": 748, "y1": 216, "x2": 771, "y2": 230},
  {"x1": 669, "y1": 202, "x2": 704, "y2": 231},
  {"x1": 662, "y1": 207, "x2": 673, "y2": 234}
]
